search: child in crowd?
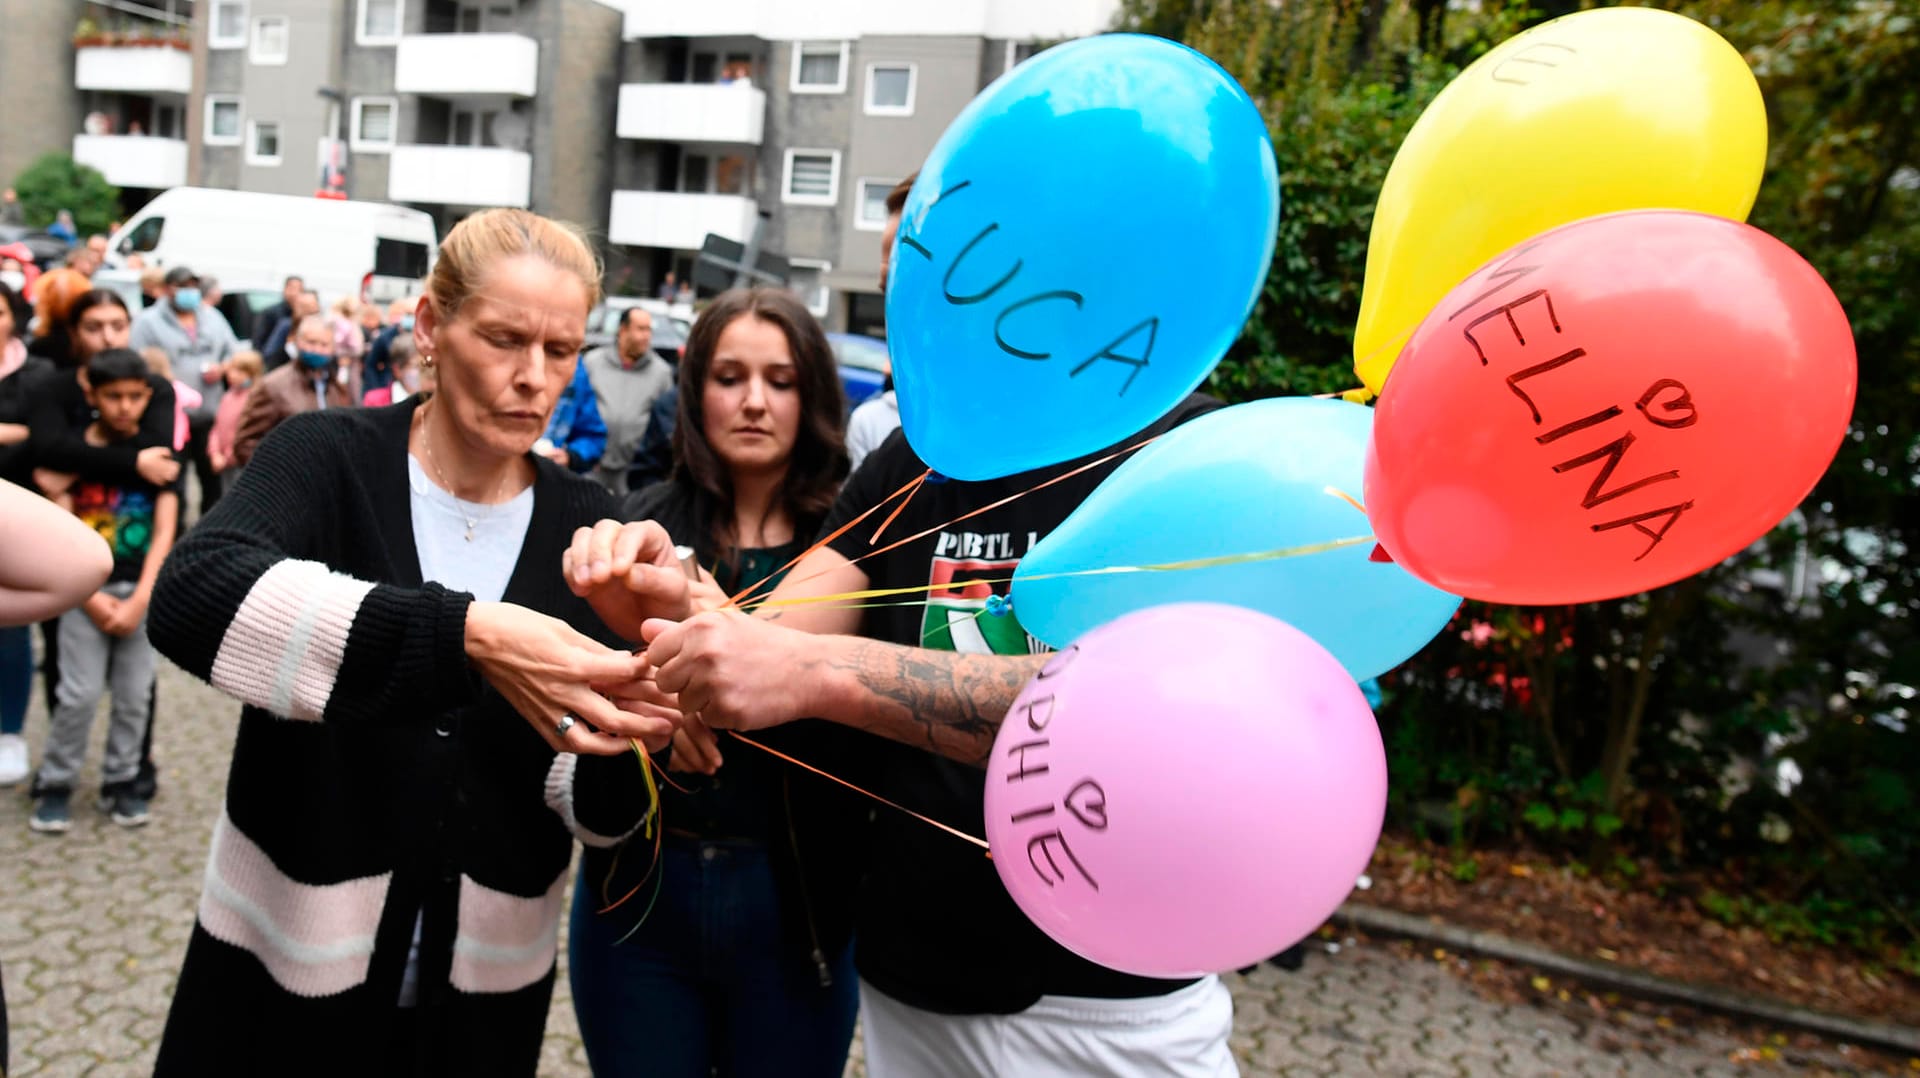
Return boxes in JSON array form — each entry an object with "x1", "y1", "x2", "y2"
[
  {"x1": 138, "y1": 347, "x2": 201, "y2": 452},
  {"x1": 27, "y1": 348, "x2": 180, "y2": 833},
  {"x1": 206, "y1": 351, "x2": 263, "y2": 487}
]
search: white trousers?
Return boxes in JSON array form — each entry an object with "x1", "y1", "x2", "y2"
[{"x1": 860, "y1": 975, "x2": 1238, "y2": 1078}]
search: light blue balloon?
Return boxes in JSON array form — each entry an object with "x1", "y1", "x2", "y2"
[
  {"x1": 886, "y1": 34, "x2": 1280, "y2": 481},
  {"x1": 1012, "y1": 398, "x2": 1462, "y2": 682}
]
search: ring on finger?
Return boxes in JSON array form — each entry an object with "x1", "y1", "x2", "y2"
[{"x1": 555, "y1": 713, "x2": 578, "y2": 737}]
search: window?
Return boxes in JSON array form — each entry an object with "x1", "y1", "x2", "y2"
[
  {"x1": 250, "y1": 16, "x2": 289, "y2": 65},
  {"x1": 121, "y1": 216, "x2": 164, "y2": 254},
  {"x1": 206, "y1": 96, "x2": 242, "y2": 144},
  {"x1": 787, "y1": 258, "x2": 831, "y2": 318},
  {"x1": 865, "y1": 63, "x2": 916, "y2": 116},
  {"x1": 1006, "y1": 40, "x2": 1048, "y2": 73},
  {"x1": 357, "y1": 0, "x2": 403, "y2": 45},
  {"x1": 790, "y1": 41, "x2": 848, "y2": 94},
  {"x1": 782, "y1": 149, "x2": 839, "y2": 206},
  {"x1": 351, "y1": 97, "x2": 397, "y2": 152},
  {"x1": 209, "y1": 0, "x2": 247, "y2": 48},
  {"x1": 854, "y1": 178, "x2": 897, "y2": 231},
  {"x1": 246, "y1": 120, "x2": 282, "y2": 166}
]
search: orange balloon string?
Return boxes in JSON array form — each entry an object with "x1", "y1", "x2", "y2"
[
  {"x1": 765, "y1": 433, "x2": 1164, "y2": 604},
  {"x1": 727, "y1": 730, "x2": 991, "y2": 857},
  {"x1": 723, "y1": 467, "x2": 932, "y2": 612}
]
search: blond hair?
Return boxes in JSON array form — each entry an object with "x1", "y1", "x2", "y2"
[
  {"x1": 226, "y1": 350, "x2": 265, "y2": 381},
  {"x1": 139, "y1": 346, "x2": 172, "y2": 380},
  {"x1": 427, "y1": 208, "x2": 601, "y2": 318}
]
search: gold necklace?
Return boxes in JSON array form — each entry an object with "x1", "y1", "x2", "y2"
[{"x1": 417, "y1": 402, "x2": 514, "y2": 542}]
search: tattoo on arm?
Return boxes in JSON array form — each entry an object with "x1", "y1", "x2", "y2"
[{"x1": 826, "y1": 641, "x2": 1045, "y2": 767}]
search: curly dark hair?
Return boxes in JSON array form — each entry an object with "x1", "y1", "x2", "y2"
[{"x1": 670, "y1": 288, "x2": 848, "y2": 565}]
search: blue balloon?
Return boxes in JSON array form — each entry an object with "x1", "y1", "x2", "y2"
[
  {"x1": 886, "y1": 34, "x2": 1280, "y2": 481},
  {"x1": 1012, "y1": 399, "x2": 1461, "y2": 682}
]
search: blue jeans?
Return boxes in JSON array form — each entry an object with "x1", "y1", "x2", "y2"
[
  {"x1": 0, "y1": 624, "x2": 32, "y2": 736},
  {"x1": 569, "y1": 839, "x2": 857, "y2": 1078}
]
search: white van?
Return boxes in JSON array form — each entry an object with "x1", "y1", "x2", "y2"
[{"x1": 105, "y1": 188, "x2": 437, "y2": 308}]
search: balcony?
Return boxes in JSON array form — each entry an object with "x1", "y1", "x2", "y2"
[
  {"x1": 609, "y1": 190, "x2": 757, "y2": 251},
  {"x1": 617, "y1": 83, "x2": 766, "y2": 146},
  {"x1": 394, "y1": 34, "x2": 539, "y2": 97},
  {"x1": 74, "y1": 44, "x2": 192, "y2": 95},
  {"x1": 388, "y1": 145, "x2": 532, "y2": 208},
  {"x1": 71, "y1": 134, "x2": 186, "y2": 190}
]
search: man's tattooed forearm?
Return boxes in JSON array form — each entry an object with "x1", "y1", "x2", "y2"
[{"x1": 829, "y1": 641, "x2": 1044, "y2": 767}]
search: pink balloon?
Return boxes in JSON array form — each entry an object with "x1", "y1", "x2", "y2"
[{"x1": 983, "y1": 603, "x2": 1387, "y2": 977}]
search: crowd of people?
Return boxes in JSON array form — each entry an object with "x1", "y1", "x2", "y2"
[{"x1": 0, "y1": 173, "x2": 1254, "y2": 1078}]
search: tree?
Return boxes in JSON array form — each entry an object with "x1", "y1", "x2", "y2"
[{"x1": 12, "y1": 153, "x2": 120, "y2": 238}]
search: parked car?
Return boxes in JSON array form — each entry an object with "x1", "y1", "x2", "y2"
[
  {"x1": 585, "y1": 296, "x2": 690, "y2": 364},
  {"x1": 0, "y1": 224, "x2": 72, "y2": 270},
  {"x1": 828, "y1": 332, "x2": 889, "y2": 408}
]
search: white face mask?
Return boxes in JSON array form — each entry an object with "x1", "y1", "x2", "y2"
[{"x1": 0, "y1": 271, "x2": 23, "y2": 293}]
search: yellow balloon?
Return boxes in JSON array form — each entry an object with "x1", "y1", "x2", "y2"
[{"x1": 1353, "y1": 6, "x2": 1766, "y2": 395}]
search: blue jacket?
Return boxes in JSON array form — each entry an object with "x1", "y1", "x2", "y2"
[{"x1": 542, "y1": 360, "x2": 605, "y2": 472}]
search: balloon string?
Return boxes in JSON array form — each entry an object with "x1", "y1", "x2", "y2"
[
  {"x1": 766, "y1": 434, "x2": 1165, "y2": 602},
  {"x1": 726, "y1": 730, "x2": 992, "y2": 856},
  {"x1": 871, "y1": 469, "x2": 928, "y2": 544},
  {"x1": 740, "y1": 534, "x2": 1377, "y2": 612},
  {"x1": 1324, "y1": 486, "x2": 1367, "y2": 515},
  {"x1": 1336, "y1": 323, "x2": 1419, "y2": 403},
  {"x1": 725, "y1": 468, "x2": 934, "y2": 612}
]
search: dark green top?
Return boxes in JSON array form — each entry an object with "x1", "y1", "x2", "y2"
[{"x1": 665, "y1": 536, "x2": 808, "y2": 843}]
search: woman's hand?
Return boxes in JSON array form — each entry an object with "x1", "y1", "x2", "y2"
[
  {"x1": 597, "y1": 654, "x2": 682, "y2": 755},
  {"x1": 464, "y1": 601, "x2": 677, "y2": 755},
  {"x1": 563, "y1": 519, "x2": 697, "y2": 640}
]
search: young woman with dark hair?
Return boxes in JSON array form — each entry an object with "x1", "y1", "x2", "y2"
[{"x1": 569, "y1": 287, "x2": 866, "y2": 1078}]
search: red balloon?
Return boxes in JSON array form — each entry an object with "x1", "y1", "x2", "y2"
[{"x1": 1365, "y1": 210, "x2": 1856, "y2": 605}]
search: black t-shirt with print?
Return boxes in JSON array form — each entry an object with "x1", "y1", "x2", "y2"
[{"x1": 819, "y1": 393, "x2": 1221, "y2": 1015}]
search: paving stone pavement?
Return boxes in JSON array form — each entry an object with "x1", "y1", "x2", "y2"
[{"x1": 0, "y1": 658, "x2": 1884, "y2": 1076}]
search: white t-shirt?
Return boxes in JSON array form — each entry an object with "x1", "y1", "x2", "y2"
[{"x1": 397, "y1": 453, "x2": 534, "y2": 1006}]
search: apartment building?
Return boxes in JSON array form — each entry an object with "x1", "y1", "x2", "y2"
[
  {"x1": 193, "y1": 0, "x2": 621, "y2": 235},
  {"x1": 0, "y1": 0, "x2": 196, "y2": 204},
  {"x1": 606, "y1": 0, "x2": 1118, "y2": 333}
]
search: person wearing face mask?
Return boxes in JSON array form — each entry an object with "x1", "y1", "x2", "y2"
[
  {"x1": 262, "y1": 290, "x2": 321, "y2": 372},
  {"x1": 130, "y1": 266, "x2": 238, "y2": 516},
  {"x1": 230, "y1": 314, "x2": 360, "y2": 468},
  {"x1": 0, "y1": 256, "x2": 31, "y2": 301}
]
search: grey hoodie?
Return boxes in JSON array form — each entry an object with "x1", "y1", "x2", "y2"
[{"x1": 130, "y1": 300, "x2": 238, "y2": 417}]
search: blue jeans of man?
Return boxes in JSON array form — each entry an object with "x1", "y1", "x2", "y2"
[{"x1": 568, "y1": 838, "x2": 857, "y2": 1078}]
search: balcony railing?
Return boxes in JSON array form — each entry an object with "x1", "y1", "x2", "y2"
[
  {"x1": 388, "y1": 145, "x2": 532, "y2": 208},
  {"x1": 617, "y1": 83, "x2": 766, "y2": 145},
  {"x1": 608, "y1": 190, "x2": 759, "y2": 251},
  {"x1": 74, "y1": 43, "x2": 193, "y2": 95},
  {"x1": 72, "y1": 134, "x2": 187, "y2": 190},
  {"x1": 394, "y1": 34, "x2": 539, "y2": 97}
]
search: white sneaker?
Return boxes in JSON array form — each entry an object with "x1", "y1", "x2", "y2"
[{"x1": 0, "y1": 734, "x2": 27, "y2": 786}]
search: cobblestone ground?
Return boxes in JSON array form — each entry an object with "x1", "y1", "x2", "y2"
[{"x1": 0, "y1": 659, "x2": 1885, "y2": 1076}]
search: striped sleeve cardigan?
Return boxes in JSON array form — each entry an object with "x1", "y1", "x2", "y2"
[{"x1": 147, "y1": 399, "x2": 652, "y2": 1077}]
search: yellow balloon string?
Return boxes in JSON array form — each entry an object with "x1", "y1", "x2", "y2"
[{"x1": 738, "y1": 534, "x2": 1377, "y2": 613}]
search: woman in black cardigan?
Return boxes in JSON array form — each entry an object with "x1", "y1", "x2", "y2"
[{"x1": 147, "y1": 209, "x2": 679, "y2": 1076}]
